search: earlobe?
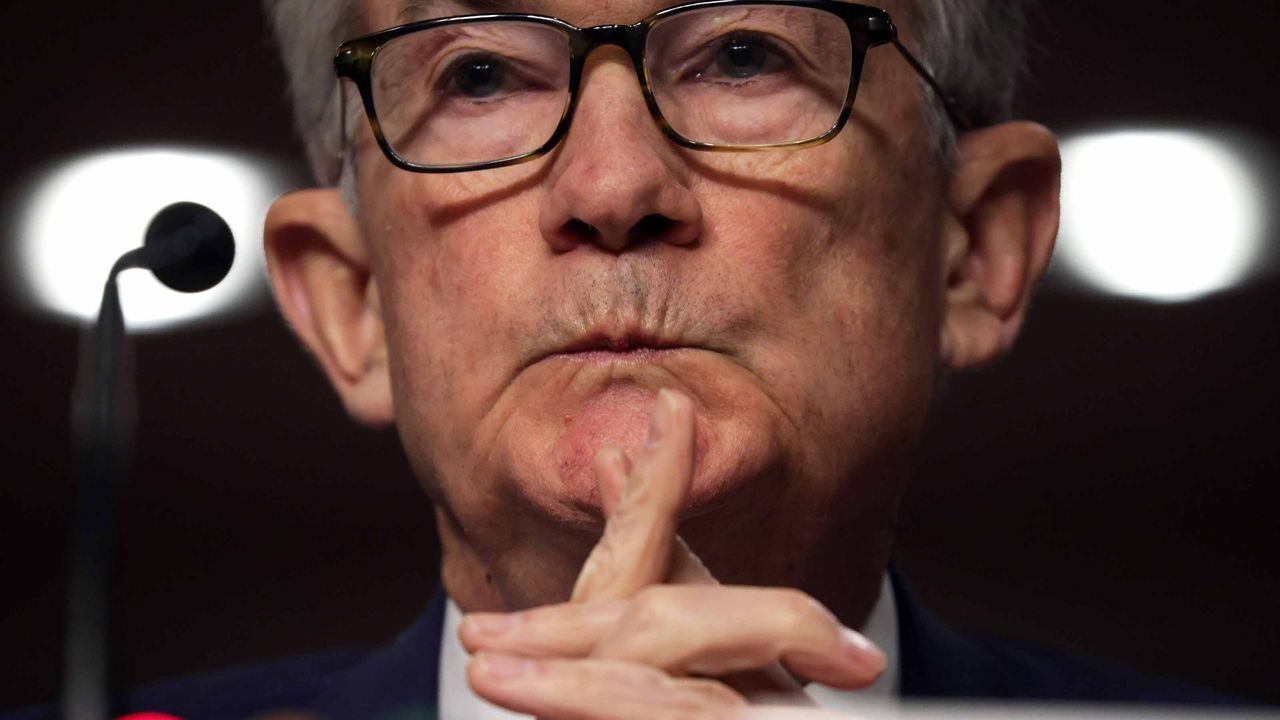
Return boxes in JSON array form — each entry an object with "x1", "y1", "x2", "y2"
[
  {"x1": 263, "y1": 189, "x2": 395, "y2": 426},
  {"x1": 939, "y1": 122, "x2": 1061, "y2": 370}
]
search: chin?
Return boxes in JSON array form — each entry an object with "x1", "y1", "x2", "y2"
[{"x1": 487, "y1": 349, "x2": 790, "y2": 526}]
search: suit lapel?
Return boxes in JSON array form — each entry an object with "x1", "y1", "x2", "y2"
[{"x1": 311, "y1": 589, "x2": 447, "y2": 720}]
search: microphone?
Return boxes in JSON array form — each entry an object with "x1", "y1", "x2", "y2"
[
  {"x1": 64, "y1": 202, "x2": 235, "y2": 720},
  {"x1": 118, "y1": 201, "x2": 236, "y2": 293}
]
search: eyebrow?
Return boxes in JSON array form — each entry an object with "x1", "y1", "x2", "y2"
[{"x1": 396, "y1": 0, "x2": 528, "y2": 23}]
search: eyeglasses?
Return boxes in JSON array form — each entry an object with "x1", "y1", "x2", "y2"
[{"x1": 334, "y1": 0, "x2": 968, "y2": 173}]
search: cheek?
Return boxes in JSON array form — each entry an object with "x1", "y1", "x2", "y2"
[
  {"x1": 374, "y1": 170, "x2": 540, "y2": 347},
  {"x1": 365, "y1": 171, "x2": 546, "y2": 471},
  {"x1": 690, "y1": 146, "x2": 853, "y2": 292},
  {"x1": 690, "y1": 137, "x2": 940, "y2": 445},
  {"x1": 688, "y1": 138, "x2": 892, "y2": 339}
]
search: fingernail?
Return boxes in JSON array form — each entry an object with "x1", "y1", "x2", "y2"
[
  {"x1": 478, "y1": 652, "x2": 532, "y2": 680},
  {"x1": 646, "y1": 389, "x2": 676, "y2": 447},
  {"x1": 464, "y1": 612, "x2": 511, "y2": 636},
  {"x1": 841, "y1": 627, "x2": 887, "y2": 673}
]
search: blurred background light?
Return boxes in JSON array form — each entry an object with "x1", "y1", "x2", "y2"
[
  {"x1": 14, "y1": 146, "x2": 287, "y2": 331},
  {"x1": 1056, "y1": 128, "x2": 1270, "y2": 302}
]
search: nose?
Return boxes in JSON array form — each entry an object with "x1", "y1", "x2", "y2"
[{"x1": 539, "y1": 50, "x2": 702, "y2": 254}]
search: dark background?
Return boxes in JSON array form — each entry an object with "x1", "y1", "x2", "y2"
[{"x1": 3, "y1": 0, "x2": 1278, "y2": 711}]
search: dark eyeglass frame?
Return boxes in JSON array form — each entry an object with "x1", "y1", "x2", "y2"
[{"x1": 334, "y1": 0, "x2": 970, "y2": 174}]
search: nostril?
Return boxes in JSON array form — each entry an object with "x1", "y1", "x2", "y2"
[
  {"x1": 633, "y1": 214, "x2": 675, "y2": 239},
  {"x1": 565, "y1": 218, "x2": 598, "y2": 241},
  {"x1": 554, "y1": 214, "x2": 688, "y2": 253}
]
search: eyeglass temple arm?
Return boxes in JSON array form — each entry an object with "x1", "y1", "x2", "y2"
[{"x1": 888, "y1": 37, "x2": 975, "y2": 132}]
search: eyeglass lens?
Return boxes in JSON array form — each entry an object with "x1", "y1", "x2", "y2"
[{"x1": 369, "y1": 5, "x2": 855, "y2": 168}]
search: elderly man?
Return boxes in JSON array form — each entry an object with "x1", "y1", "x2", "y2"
[
  {"x1": 253, "y1": 0, "x2": 1067, "y2": 715},
  {"x1": 11, "y1": 1, "x2": 1235, "y2": 719}
]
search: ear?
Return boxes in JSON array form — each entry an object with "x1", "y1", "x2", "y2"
[
  {"x1": 263, "y1": 189, "x2": 394, "y2": 426},
  {"x1": 939, "y1": 122, "x2": 1061, "y2": 370}
]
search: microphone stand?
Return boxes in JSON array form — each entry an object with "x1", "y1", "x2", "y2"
[
  {"x1": 60, "y1": 202, "x2": 233, "y2": 720},
  {"x1": 64, "y1": 248, "x2": 149, "y2": 720}
]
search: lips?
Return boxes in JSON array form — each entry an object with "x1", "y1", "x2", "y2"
[
  {"x1": 514, "y1": 322, "x2": 727, "y2": 368},
  {"x1": 558, "y1": 332, "x2": 686, "y2": 355},
  {"x1": 549, "y1": 332, "x2": 696, "y2": 363},
  {"x1": 512, "y1": 299, "x2": 740, "y2": 376}
]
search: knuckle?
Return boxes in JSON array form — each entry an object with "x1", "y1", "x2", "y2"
[
  {"x1": 629, "y1": 586, "x2": 673, "y2": 629},
  {"x1": 772, "y1": 588, "x2": 843, "y2": 643},
  {"x1": 776, "y1": 588, "x2": 826, "y2": 624}
]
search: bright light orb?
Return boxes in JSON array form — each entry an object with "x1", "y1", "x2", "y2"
[
  {"x1": 16, "y1": 146, "x2": 287, "y2": 331},
  {"x1": 1057, "y1": 129, "x2": 1267, "y2": 302}
]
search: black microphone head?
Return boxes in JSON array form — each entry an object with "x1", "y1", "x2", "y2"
[{"x1": 143, "y1": 202, "x2": 236, "y2": 293}]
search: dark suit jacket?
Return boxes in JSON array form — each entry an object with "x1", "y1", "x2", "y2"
[{"x1": 7, "y1": 572, "x2": 1240, "y2": 719}]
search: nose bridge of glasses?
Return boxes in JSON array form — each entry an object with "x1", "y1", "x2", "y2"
[{"x1": 571, "y1": 22, "x2": 650, "y2": 81}]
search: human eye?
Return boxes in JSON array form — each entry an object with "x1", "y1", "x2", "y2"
[
  {"x1": 437, "y1": 51, "x2": 522, "y2": 101},
  {"x1": 705, "y1": 31, "x2": 792, "y2": 82},
  {"x1": 665, "y1": 28, "x2": 805, "y2": 92}
]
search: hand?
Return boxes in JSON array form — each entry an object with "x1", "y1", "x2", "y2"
[{"x1": 462, "y1": 389, "x2": 885, "y2": 719}]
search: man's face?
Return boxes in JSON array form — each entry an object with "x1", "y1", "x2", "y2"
[{"x1": 354, "y1": 0, "x2": 945, "y2": 603}]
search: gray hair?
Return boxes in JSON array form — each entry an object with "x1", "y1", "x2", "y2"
[
  {"x1": 264, "y1": 0, "x2": 1029, "y2": 186},
  {"x1": 915, "y1": 0, "x2": 1030, "y2": 157}
]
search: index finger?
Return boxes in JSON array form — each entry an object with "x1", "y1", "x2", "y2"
[{"x1": 570, "y1": 388, "x2": 696, "y2": 602}]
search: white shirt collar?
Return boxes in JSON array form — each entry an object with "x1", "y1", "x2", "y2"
[
  {"x1": 805, "y1": 573, "x2": 900, "y2": 710},
  {"x1": 438, "y1": 574, "x2": 901, "y2": 719}
]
